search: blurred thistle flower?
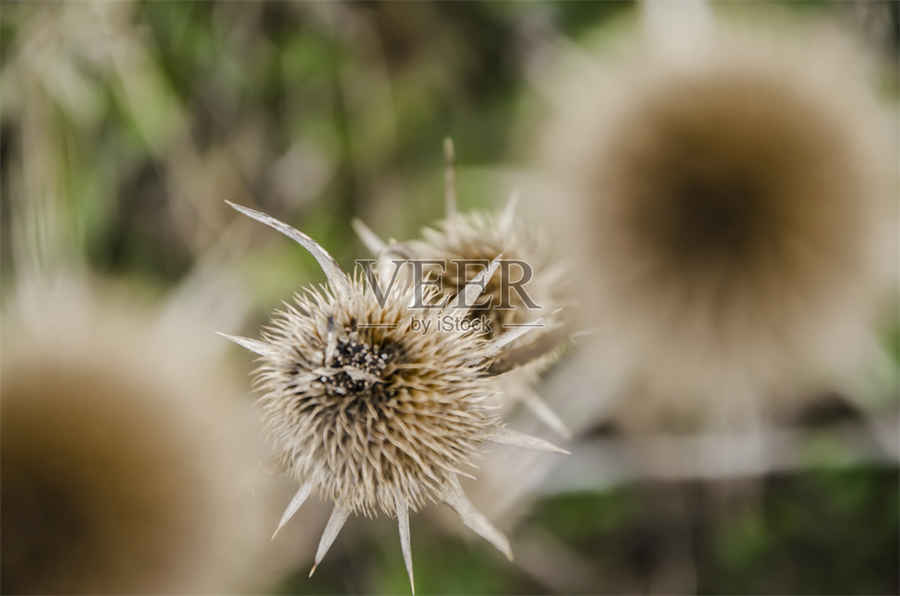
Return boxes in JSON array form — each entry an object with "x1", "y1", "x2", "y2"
[
  {"x1": 1, "y1": 278, "x2": 269, "y2": 594},
  {"x1": 221, "y1": 201, "x2": 567, "y2": 593},
  {"x1": 539, "y1": 14, "x2": 897, "y2": 429},
  {"x1": 353, "y1": 140, "x2": 573, "y2": 437}
]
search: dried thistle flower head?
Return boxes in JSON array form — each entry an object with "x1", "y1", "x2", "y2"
[
  {"x1": 540, "y1": 17, "x2": 897, "y2": 427},
  {"x1": 1, "y1": 279, "x2": 268, "y2": 594},
  {"x1": 352, "y1": 140, "x2": 573, "y2": 437},
  {"x1": 222, "y1": 202, "x2": 567, "y2": 593}
]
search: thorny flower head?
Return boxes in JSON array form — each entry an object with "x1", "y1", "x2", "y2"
[
  {"x1": 352, "y1": 140, "x2": 573, "y2": 437},
  {"x1": 221, "y1": 202, "x2": 566, "y2": 593},
  {"x1": 540, "y1": 17, "x2": 897, "y2": 428}
]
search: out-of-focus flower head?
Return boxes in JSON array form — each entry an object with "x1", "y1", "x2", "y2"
[
  {"x1": 1, "y1": 277, "x2": 270, "y2": 593},
  {"x1": 538, "y1": 4, "x2": 897, "y2": 429}
]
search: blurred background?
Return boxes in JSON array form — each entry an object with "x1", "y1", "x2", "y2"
[{"x1": 1, "y1": 1, "x2": 898, "y2": 594}]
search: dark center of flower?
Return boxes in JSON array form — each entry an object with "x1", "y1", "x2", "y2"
[
  {"x1": 319, "y1": 335, "x2": 401, "y2": 401},
  {"x1": 646, "y1": 170, "x2": 769, "y2": 266},
  {"x1": 610, "y1": 74, "x2": 802, "y2": 276}
]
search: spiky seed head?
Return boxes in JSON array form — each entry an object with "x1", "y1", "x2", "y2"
[
  {"x1": 1, "y1": 280, "x2": 268, "y2": 593},
  {"x1": 353, "y1": 171, "x2": 573, "y2": 436},
  {"x1": 405, "y1": 197, "x2": 573, "y2": 435},
  {"x1": 409, "y1": 210, "x2": 565, "y2": 344},
  {"x1": 255, "y1": 272, "x2": 500, "y2": 517},
  {"x1": 226, "y1": 203, "x2": 568, "y2": 590},
  {"x1": 540, "y1": 20, "x2": 897, "y2": 424}
]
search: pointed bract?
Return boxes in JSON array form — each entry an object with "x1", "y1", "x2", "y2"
[
  {"x1": 397, "y1": 498, "x2": 415, "y2": 594},
  {"x1": 492, "y1": 319, "x2": 544, "y2": 353},
  {"x1": 352, "y1": 218, "x2": 388, "y2": 256},
  {"x1": 217, "y1": 332, "x2": 273, "y2": 357},
  {"x1": 489, "y1": 427, "x2": 570, "y2": 455},
  {"x1": 521, "y1": 388, "x2": 572, "y2": 439},
  {"x1": 444, "y1": 254, "x2": 502, "y2": 322},
  {"x1": 310, "y1": 506, "x2": 351, "y2": 577},
  {"x1": 226, "y1": 201, "x2": 350, "y2": 295},
  {"x1": 444, "y1": 479, "x2": 513, "y2": 561},
  {"x1": 443, "y1": 137, "x2": 457, "y2": 218},
  {"x1": 272, "y1": 481, "x2": 313, "y2": 539},
  {"x1": 498, "y1": 192, "x2": 519, "y2": 236}
]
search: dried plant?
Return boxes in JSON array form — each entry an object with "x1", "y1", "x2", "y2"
[
  {"x1": 221, "y1": 201, "x2": 567, "y2": 593},
  {"x1": 539, "y1": 17, "x2": 897, "y2": 429},
  {"x1": 353, "y1": 140, "x2": 573, "y2": 437},
  {"x1": 1, "y1": 279, "x2": 269, "y2": 593}
]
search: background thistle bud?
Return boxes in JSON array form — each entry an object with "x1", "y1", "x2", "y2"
[
  {"x1": 1, "y1": 279, "x2": 270, "y2": 594},
  {"x1": 353, "y1": 141, "x2": 573, "y2": 437},
  {"x1": 407, "y1": 204, "x2": 572, "y2": 437},
  {"x1": 538, "y1": 16, "x2": 897, "y2": 429}
]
